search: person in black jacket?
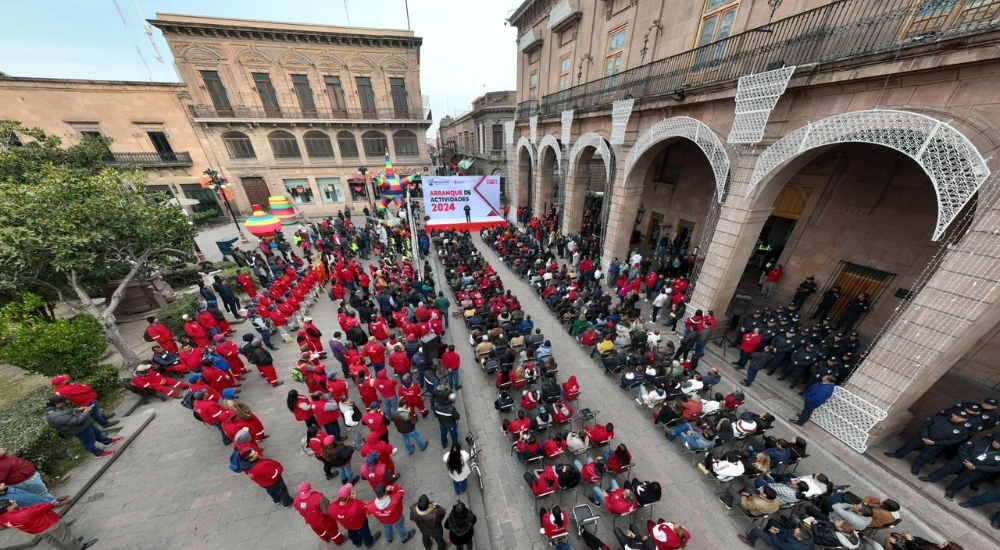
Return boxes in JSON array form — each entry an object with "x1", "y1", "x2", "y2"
[
  {"x1": 811, "y1": 285, "x2": 841, "y2": 320},
  {"x1": 919, "y1": 433, "x2": 1000, "y2": 500},
  {"x1": 625, "y1": 478, "x2": 661, "y2": 506},
  {"x1": 44, "y1": 396, "x2": 121, "y2": 458},
  {"x1": 249, "y1": 340, "x2": 283, "y2": 387},
  {"x1": 885, "y1": 411, "x2": 972, "y2": 475},
  {"x1": 432, "y1": 393, "x2": 460, "y2": 449}
]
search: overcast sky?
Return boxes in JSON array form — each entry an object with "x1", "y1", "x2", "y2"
[{"x1": 0, "y1": 0, "x2": 520, "y2": 137}]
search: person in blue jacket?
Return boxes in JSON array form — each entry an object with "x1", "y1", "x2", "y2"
[{"x1": 789, "y1": 375, "x2": 836, "y2": 426}]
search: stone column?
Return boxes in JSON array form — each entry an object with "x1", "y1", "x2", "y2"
[
  {"x1": 561, "y1": 152, "x2": 589, "y2": 236},
  {"x1": 601, "y1": 170, "x2": 640, "y2": 269}
]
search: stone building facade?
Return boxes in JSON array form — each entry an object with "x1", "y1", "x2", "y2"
[
  {"x1": 509, "y1": 0, "x2": 1000, "y2": 449},
  {"x1": 150, "y1": 13, "x2": 432, "y2": 215},
  {"x1": 0, "y1": 76, "x2": 214, "y2": 213},
  {"x1": 438, "y1": 91, "x2": 516, "y2": 199}
]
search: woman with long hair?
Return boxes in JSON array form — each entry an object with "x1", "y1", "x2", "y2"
[
  {"x1": 445, "y1": 500, "x2": 477, "y2": 550},
  {"x1": 647, "y1": 518, "x2": 691, "y2": 549},
  {"x1": 286, "y1": 388, "x2": 318, "y2": 431},
  {"x1": 444, "y1": 443, "x2": 472, "y2": 495}
]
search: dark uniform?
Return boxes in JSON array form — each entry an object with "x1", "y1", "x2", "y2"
[
  {"x1": 768, "y1": 331, "x2": 798, "y2": 376},
  {"x1": 885, "y1": 412, "x2": 972, "y2": 475},
  {"x1": 791, "y1": 278, "x2": 818, "y2": 308},
  {"x1": 920, "y1": 435, "x2": 1000, "y2": 499},
  {"x1": 837, "y1": 296, "x2": 871, "y2": 332},
  {"x1": 811, "y1": 287, "x2": 841, "y2": 320},
  {"x1": 781, "y1": 345, "x2": 817, "y2": 388}
]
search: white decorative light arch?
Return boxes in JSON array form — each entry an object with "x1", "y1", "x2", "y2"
[
  {"x1": 623, "y1": 116, "x2": 731, "y2": 203},
  {"x1": 515, "y1": 137, "x2": 535, "y2": 169},
  {"x1": 568, "y1": 132, "x2": 612, "y2": 184},
  {"x1": 749, "y1": 109, "x2": 991, "y2": 240},
  {"x1": 538, "y1": 135, "x2": 562, "y2": 169}
]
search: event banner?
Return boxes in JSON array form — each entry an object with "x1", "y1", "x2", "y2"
[{"x1": 422, "y1": 175, "x2": 502, "y2": 224}]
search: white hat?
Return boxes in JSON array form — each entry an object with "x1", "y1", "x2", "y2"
[
  {"x1": 182, "y1": 314, "x2": 191, "y2": 320},
  {"x1": 136, "y1": 363, "x2": 152, "y2": 372}
]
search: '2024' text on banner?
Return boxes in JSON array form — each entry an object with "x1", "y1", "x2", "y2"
[{"x1": 422, "y1": 175, "x2": 502, "y2": 223}]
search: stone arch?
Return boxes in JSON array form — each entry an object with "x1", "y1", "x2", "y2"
[
  {"x1": 345, "y1": 54, "x2": 376, "y2": 72},
  {"x1": 748, "y1": 109, "x2": 991, "y2": 240},
  {"x1": 235, "y1": 48, "x2": 275, "y2": 66},
  {"x1": 516, "y1": 137, "x2": 535, "y2": 170},
  {"x1": 516, "y1": 137, "x2": 536, "y2": 213},
  {"x1": 380, "y1": 56, "x2": 409, "y2": 73},
  {"x1": 180, "y1": 45, "x2": 223, "y2": 62},
  {"x1": 538, "y1": 135, "x2": 561, "y2": 169},
  {"x1": 315, "y1": 54, "x2": 346, "y2": 70},
  {"x1": 568, "y1": 132, "x2": 612, "y2": 184},
  {"x1": 278, "y1": 51, "x2": 313, "y2": 68},
  {"x1": 623, "y1": 116, "x2": 730, "y2": 202}
]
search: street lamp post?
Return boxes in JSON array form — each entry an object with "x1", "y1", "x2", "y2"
[
  {"x1": 357, "y1": 166, "x2": 371, "y2": 204},
  {"x1": 200, "y1": 168, "x2": 250, "y2": 243}
]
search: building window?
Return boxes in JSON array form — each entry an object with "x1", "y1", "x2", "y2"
[
  {"x1": 283, "y1": 178, "x2": 314, "y2": 204},
  {"x1": 362, "y1": 131, "x2": 388, "y2": 158},
  {"x1": 316, "y1": 177, "x2": 345, "y2": 203},
  {"x1": 529, "y1": 71, "x2": 539, "y2": 101},
  {"x1": 558, "y1": 54, "x2": 573, "y2": 91},
  {"x1": 492, "y1": 125, "x2": 504, "y2": 151},
  {"x1": 356, "y1": 77, "x2": 377, "y2": 117},
  {"x1": 147, "y1": 131, "x2": 177, "y2": 161},
  {"x1": 222, "y1": 132, "x2": 256, "y2": 159},
  {"x1": 324, "y1": 76, "x2": 348, "y2": 117},
  {"x1": 605, "y1": 25, "x2": 627, "y2": 77},
  {"x1": 268, "y1": 130, "x2": 301, "y2": 158},
  {"x1": 291, "y1": 74, "x2": 317, "y2": 117},
  {"x1": 694, "y1": 0, "x2": 739, "y2": 70},
  {"x1": 252, "y1": 73, "x2": 281, "y2": 117},
  {"x1": 393, "y1": 130, "x2": 419, "y2": 157},
  {"x1": 389, "y1": 77, "x2": 409, "y2": 118},
  {"x1": 200, "y1": 70, "x2": 232, "y2": 115},
  {"x1": 338, "y1": 131, "x2": 360, "y2": 159},
  {"x1": 303, "y1": 131, "x2": 335, "y2": 158}
]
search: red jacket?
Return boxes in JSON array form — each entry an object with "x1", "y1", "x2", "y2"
[
  {"x1": 543, "y1": 438, "x2": 566, "y2": 459},
  {"x1": 765, "y1": 268, "x2": 783, "y2": 283},
  {"x1": 179, "y1": 348, "x2": 204, "y2": 372},
  {"x1": 362, "y1": 342, "x2": 386, "y2": 365},
  {"x1": 189, "y1": 382, "x2": 220, "y2": 402},
  {"x1": 311, "y1": 399, "x2": 341, "y2": 426},
  {"x1": 197, "y1": 311, "x2": 219, "y2": 331},
  {"x1": 739, "y1": 333, "x2": 763, "y2": 354},
  {"x1": 584, "y1": 425, "x2": 614, "y2": 444},
  {"x1": 362, "y1": 411, "x2": 389, "y2": 436},
  {"x1": 540, "y1": 508, "x2": 568, "y2": 538},
  {"x1": 388, "y1": 351, "x2": 410, "y2": 376},
  {"x1": 369, "y1": 319, "x2": 389, "y2": 341},
  {"x1": 193, "y1": 399, "x2": 229, "y2": 425},
  {"x1": 54, "y1": 383, "x2": 98, "y2": 407},
  {"x1": 360, "y1": 462, "x2": 390, "y2": 491},
  {"x1": 327, "y1": 378, "x2": 349, "y2": 403},
  {"x1": 580, "y1": 461, "x2": 603, "y2": 484},
  {"x1": 330, "y1": 497, "x2": 369, "y2": 531},
  {"x1": 605, "y1": 489, "x2": 637, "y2": 515},
  {"x1": 294, "y1": 490, "x2": 337, "y2": 532},
  {"x1": 183, "y1": 321, "x2": 209, "y2": 345},
  {"x1": 650, "y1": 521, "x2": 690, "y2": 550},
  {"x1": 441, "y1": 351, "x2": 461, "y2": 372},
  {"x1": 607, "y1": 450, "x2": 632, "y2": 472},
  {"x1": 0, "y1": 502, "x2": 59, "y2": 535},
  {"x1": 146, "y1": 322, "x2": 176, "y2": 349},
  {"x1": 507, "y1": 418, "x2": 531, "y2": 437},
  {"x1": 366, "y1": 487, "x2": 406, "y2": 525},
  {"x1": 529, "y1": 466, "x2": 559, "y2": 495},
  {"x1": 243, "y1": 457, "x2": 283, "y2": 488},
  {"x1": 398, "y1": 383, "x2": 424, "y2": 408}
]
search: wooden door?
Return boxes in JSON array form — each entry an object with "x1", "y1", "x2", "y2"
[
  {"x1": 824, "y1": 262, "x2": 895, "y2": 321},
  {"x1": 241, "y1": 177, "x2": 271, "y2": 211}
]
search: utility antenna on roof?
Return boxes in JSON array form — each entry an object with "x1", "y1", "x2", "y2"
[
  {"x1": 343, "y1": 0, "x2": 352, "y2": 25},
  {"x1": 130, "y1": 0, "x2": 164, "y2": 64},
  {"x1": 111, "y1": 0, "x2": 153, "y2": 80}
]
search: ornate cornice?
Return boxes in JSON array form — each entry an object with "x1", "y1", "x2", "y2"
[{"x1": 150, "y1": 20, "x2": 422, "y2": 50}]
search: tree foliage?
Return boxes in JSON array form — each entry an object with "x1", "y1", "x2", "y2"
[{"x1": 0, "y1": 120, "x2": 197, "y2": 366}]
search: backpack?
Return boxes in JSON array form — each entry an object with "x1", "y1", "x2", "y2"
[
  {"x1": 142, "y1": 329, "x2": 154, "y2": 343},
  {"x1": 228, "y1": 450, "x2": 242, "y2": 473},
  {"x1": 291, "y1": 369, "x2": 305, "y2": 383},
  {"x1": 180, "y1": 391, "x2": 196, "y2": 410}
]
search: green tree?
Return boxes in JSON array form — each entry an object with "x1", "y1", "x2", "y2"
[{"x1": 0, "y1": 121, "x2": 195, "y2": 367}]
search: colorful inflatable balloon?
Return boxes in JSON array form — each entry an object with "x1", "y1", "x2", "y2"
[
  {"x1": 269, "y1": 195, "x2": 297, "y2": 225},
  {"x1": 244, "y1": 204, "x2": 282, "y2": 241},
  {"x1": 371, "y1": 153, "x2": 418, "y2": 212}
]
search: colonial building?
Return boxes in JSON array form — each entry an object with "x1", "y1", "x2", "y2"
[
  {"x1": 150, "y1": 13, "x2": 432, "y2": 215},
  {"x1": 509, "y1": 0, "x2": 1000, "y2": 450},
  {"x1": 0, "y1": 76, "x2": 214, "y2": 214},
  {"x1": 437, "y1": 91, "x2": 516, "y2": 200}
]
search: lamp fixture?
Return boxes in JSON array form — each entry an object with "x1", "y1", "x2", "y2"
[{"x1": 639, "y1": 19, "x2": 664, "y2": 65}]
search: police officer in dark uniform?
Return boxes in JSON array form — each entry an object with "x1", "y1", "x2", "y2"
[
  {"x1": 837, "y1": 293, "x2": 871, "y2": 332},
  {"x1": 768, "y1": 328, "x2": 798, "y2": 376},
  {"x1": 781, "y1": 344, "x2": 818, "y2": 389},
  {"x1": 811, "y1": 285, "x2": 842, "y2": 320},
  {"x1": 791, "y1": 276, "x2": 818, "y2": 308},
  {"x1": 805, "y1": 355, "x2": 843, "y2": 393},
  {"x1": 845, "y1": 332, "x2": 862, "y2": 355},
  {"x1": 739, "y1": 310, "x2": 765, "y2": 335},
  {"x1": 760, "y1": 318, "x2": 780, "y2": 347},
  {"x1": 820, "y1": 332, "x2": 846, "y2": 357},
  {"x1": 919, "y1": 433, "x2": 1000, "y2": 500},
  {"x1": 885, "y1": 411, "x2": 973, "y2": 475}
]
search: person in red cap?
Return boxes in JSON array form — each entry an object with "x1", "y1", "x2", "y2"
[
  {"x1": 182, "y1": 314, "x2": 210, "y2": 348},
  {"x1": 366, "y1": 482, "x2": 415, "y2": 544},
  {"x1": 293, "y1": 481, "x2": 344, "y2": 546},
  {"x1": 0, "y1": 499, "x2": 97, "y2": 549},
  {"x1": 237, "y1": 449, "x2": 292, "y2": 508},
  {"x1": 330, "y1": 483, "x2": 380, "y2": 547},
  {"x1": 51, "y1": 375, "x2": 117, "y2": 428},
  {"x1": 144, "y1": 316, "x2": 178, "y2": 353}
]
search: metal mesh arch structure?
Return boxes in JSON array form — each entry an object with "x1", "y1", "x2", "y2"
[
  {"x1": 568, "y1": 133, "x2": 612, "y2": 184},
  {"x1": 516, "y1": 137, "x2": 535, "y2": 169},
  {"x1": 748, "y1": 109, "x2": 991, "y2": 240},
  {"x1": 538, "y1": 135, "x2": 562, "y2": 171},
  {"x1": 622, "y1": 116, "x2": 731, "y2": 203}
]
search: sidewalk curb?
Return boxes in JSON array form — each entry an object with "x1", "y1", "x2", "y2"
[{"x1": 0, "y1": 411, "x2": 157, "y2": 550}]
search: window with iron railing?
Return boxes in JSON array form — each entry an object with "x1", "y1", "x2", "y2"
[
  {"x1": 253, "y1": 73, "x2": 281, "y2": 117},
  {"x1": 324, "y1": 76, "x2": 348, "y2": 117},
  {"x1": 292, "y1": 74, "x2": 317, "y2": 117},
  {"x1": 338, "y1": 131, "x2": 360, "y2": 159},
  {"x1": 200, "y1": 70, "x2": 232, "y2": 116},
  {"x1": 356, "y1": 77, "x2": 377, "y2": 117}
]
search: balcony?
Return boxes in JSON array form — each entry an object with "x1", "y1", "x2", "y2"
[
  {"x1": 517, "y1": 100, "x2": 539, "y2": 120},
  {"x1": 104, "y1": 151, "x2": 193, "y2": 168},
  {"x1": 189, "y1": 104, "x2": 429, "y2": 123},
  {"x1": 533, "y1": 0, "x2": 1000, "y2": 119}
]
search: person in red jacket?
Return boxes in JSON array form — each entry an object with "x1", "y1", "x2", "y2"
[
  {"x1": 524, "y1": 465, "x2": 559, "y2": 496},
  {"x1": 735, "y1": 327, "x2": 764, "y2": 370},
  {"x1": 0, "y1": 500, "x2": 97, "y2": 549},
  {"x1": 145, "y1": 316, "x2": 178, "y2": 353},
  {"x1": 362, "y1": 337, "x2": 387, "y2": 374},
  {"x1": 441, "y1": 345, "x2": 462, "y2": 390},
  {"x1": 590, "y1": 480, "x2": 637, "y2": 515},
  {"x1": 539, "y1": 505, "x2": 569, "y2": 539},
  {"x1": 604, "y1": 443, "x2": 633, "y2": 474},
  {"x1": 188, "y1": 374, "x2": 221, "y2": 402},
  {"x1": 192, "y1": 389, "x2": 233, "y2": 445},
  {"x1": 359, "y1": 451, "x2": 398, "y2": 492},
  {"x1": 51, "y1": 375, "x2": 117, "y2": 428},
  {"x1": 397, "y1": 374, "x2": 427, "y2": 417},
  {"x1": 131, "y1": 364, "x2": 187, "y2": 398},
  {"x1": 648, "y1": 518, "x2": 691, "y2": 550},
  {"x1": 293, "y1": 481, "x2": 344, "y2": 546},
  {"x1": 236, "y1": 271, "x2": 258, "y2": 299},
  {"x1": 309, "y1": 391, "x2": 343, "y2": 441},
  {"x1": 387, "y1": 345, "x2": 411, "y2": 381},
  {"x1": 301, "y1": 317, "x2": 325, "y2": 356},
  {"x1": 362, "y1": 402, "x2": 390, "y2": 443},
  {"x1": 238, "y1": 449, "x2": 292, "y2": 507},
  {"x1": 177, "y1": 342, "x2": 204, "y2": 373},
  {"x1": 195, "y1": 306, "x2": 221, "y2": 338},
  {"x1": 213, "y1": 334, "x2": 246, "y2": 378},
  {"x1": 371, "y1": 370, "x2": 399, "y2": 413},
  {"x1": 762, "y1": 264, "x2": 783, "y2": 298},
  {"x1": 182, "y1": 314, "x2": 210, "y2": 347},
  {"x1": 330, "y1": 483, "x2": 381, "y2": 547},
  {"x1": 561, "y1": 375, "x2": 581, "y2": 402},
  {"x1": 369, "y1": 315, "x2": 390, "y2": 342},
  {"x1": 287, "y1": 389, "x2": 317, "y2": 431},
  {"x1": 583, "y1": 422, "x2": 615, "y2": 445}
]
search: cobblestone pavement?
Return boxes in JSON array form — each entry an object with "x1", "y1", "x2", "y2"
[{"x1": 1, "y1": 221, "x2": 993, "y2": 550}]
